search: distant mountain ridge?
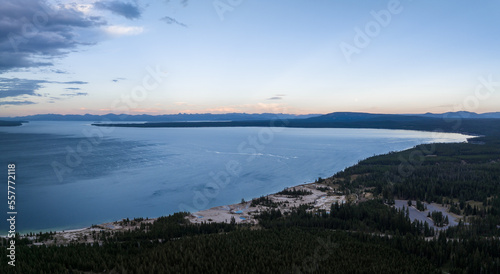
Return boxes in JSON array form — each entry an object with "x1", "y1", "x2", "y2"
[
  {"x1": 89, "y1": 111, "x2": 500, "y2": 136},
  {"x1": 306, "y1": 111, "x2": 500, "y2": 121},
  {"x1": 305, "y1": 112, "x2": 431, "y2": 122},
  {"x1": 0, "y1": 113, "x2": 320, "y2": 122},
  {"x1": 415, "y1": 111, "x2": 500, "y2": 119},
  {"x1": 1, "y1": 111, "x2": 499, "y2": 122}
]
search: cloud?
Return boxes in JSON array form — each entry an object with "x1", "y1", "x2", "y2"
[
  {"x1": 63, "y1": 3, "x2": 94, "y2": 14},
  {"x1": 62, "y1": 81, "x2": 88, "y2": 85},
  {"x1": 61, "y1": 92, "x2": 88, "y2": 97},
  {"x1": 65, "y1": 87, "x2": 81, "y2": 90},
  {"x1": 104, "y1": 25, "x2": 143, "y2": 36},
  {"x1": 0, "y1": 78, "x2": 46, "y2": 98},
  {"x1": 160, "y1": 16, "x2": 187, "y2": 27},
  {"x1": 267, "y1": 94, "x2": 286, "y2": 100},
  {"x1": 95, "y1": 1, "x2": 142, "y2": 20},
  {"x1": 0, "y1": 77, "x2": 88, "y2": 99},
  {"x1": 0, "y1": 0, "x2": 105, "y2": 73},
  {"x1": 51, "y1": 69, "x2": 68, "y2": 74},
  {"x1": 112, "y1": 77, "x2": 126, "y2": 82},
  {"x1": 0, "y1": 100, "x2": 36, "y2": 106},
  {"x1": 203, "y1": 103, "x2": 291, "y2": 114}
]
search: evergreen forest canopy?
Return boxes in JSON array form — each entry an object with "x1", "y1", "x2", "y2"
[{"x1": 2, "y1": 117, "x2": 500, "y2": 273}]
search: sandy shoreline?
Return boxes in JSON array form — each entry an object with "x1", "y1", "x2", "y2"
[
  {"x1": 186, "y1": 181, "x2": 349, "y2": 225},
  {"x1": 3, "y1": 179, "x2": 351, "y2": 245},
  {"x1": 4, "y1": 218, "x2": 158, "y2": 246},
  {"x1": 3, "y1": 152, "x2": 467, "y2": 245},
  {"x1": 6, "y1": 186, "x2": 467, "y2": 246}
]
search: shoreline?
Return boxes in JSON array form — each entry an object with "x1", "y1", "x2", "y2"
[
  {"x1": 1, "y1": 179, "x2": 349, "y2": 244},
  {"x1": 0, "y1": 131, "x2": 474, "y2": 240},
  {"x1": 186, "y1": 180, "x2": 351, "y2": 226},
  {"x1": 4, "y1": 174, "x2": 466, "y2": 244},
  {"x1": 92, "y1": 121, "x2": 482, "y2": 137}
]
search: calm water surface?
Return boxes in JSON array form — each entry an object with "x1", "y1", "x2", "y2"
[{"x1": 0, "y1": 121, "x2": 471, "y2": 234}]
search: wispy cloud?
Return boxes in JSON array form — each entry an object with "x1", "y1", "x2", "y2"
[
  {"x1": 267, "y1": 94, "x2": 286, "y2": 100},
  {"x1": 51, "y1": 69, "x2": 68, "y2": 74},
  {"x1": 0, "y1": 78, "x2": 46, "y2": 98},
  {"x1": 94, "y1": 1, "x2": 142, "y2": 20},
  {"x1": 0, "y1": 100, "x2": 36, "y2": 106},
  {"x1": 112, "y1": 77, "x2": 127, "y2": 82},
  {"x1": 0, "y1": 78, "x2": 88, "y2": 99},
  {"x1": 62, "y1": 81, "x2": 88, "y2": 85},
  {"x1": 160, "y1": 16, "x2": 187, "y2": 28},
  {"x1": 61, "y1": 92, "x2": 88, "y2": 97}
]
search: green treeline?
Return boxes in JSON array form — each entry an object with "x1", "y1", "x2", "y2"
[
  {"x1": 1, "y1": 226, "x2": 440, "y2": 273},
  {"x1": 334, "y1": 136, "x2": 500, "y2": 234},
  {"x1": 258, "y1": 200, "x2": 436, "y2": 237},
  {"x1": 276, "y1": 188, "x2": 313, "y2": 197},
  {"x1": 3, "y1": 200, "x2": 500, "y2": 273},
  {"x1": 430, "y1": 211, "x2": 449, "y2": 227}
]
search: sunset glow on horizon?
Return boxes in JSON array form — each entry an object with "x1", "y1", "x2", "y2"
[{"x1": 1, "y1": 0, "x2": 500, "y2": 117}]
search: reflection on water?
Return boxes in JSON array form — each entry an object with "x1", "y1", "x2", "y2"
[{"x1": 0, "y1": 122, "x2": 471, "y2": 234}]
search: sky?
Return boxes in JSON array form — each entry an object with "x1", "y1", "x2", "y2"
[{"x1": 1, "y1": 0, "x2": 500, "y2": 116}]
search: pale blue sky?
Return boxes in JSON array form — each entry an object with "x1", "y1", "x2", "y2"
[{"x1": 1, "y1": 0, "x2": 499, "y2": 116}]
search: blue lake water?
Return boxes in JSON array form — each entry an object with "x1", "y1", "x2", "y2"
[{"x1": 0, "y1": 121, "x2": 471, "y2": 234}]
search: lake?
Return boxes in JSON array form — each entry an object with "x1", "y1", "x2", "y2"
[{"x1": 0, "y1": 121, "x2": 471, "y2": 234}]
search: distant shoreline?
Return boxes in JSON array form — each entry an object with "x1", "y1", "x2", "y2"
[
  {"x1": 1, "y1": 130, "x2": 472, "y2": 238},
  {"x1": 91, "y1": 117, "x2": 498, "y2": 137},
  {"x1": 2, "y1": 117, "x2": 495, "y2": 237},
  {"x1": 0, "y1": 120, "x2": 24, "y2": 126}
]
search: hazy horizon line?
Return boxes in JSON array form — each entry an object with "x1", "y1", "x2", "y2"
[{"x1": 2, "y1": 110, "x2": 500, "y2": 118}]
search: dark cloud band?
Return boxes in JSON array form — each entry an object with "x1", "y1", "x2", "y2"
[
  {"x1": 0, "y1": 0, "x2": 105, "y2": 73},
  {"x1": 0, "y1": 77, "x2": 88, "y2": 99}
]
